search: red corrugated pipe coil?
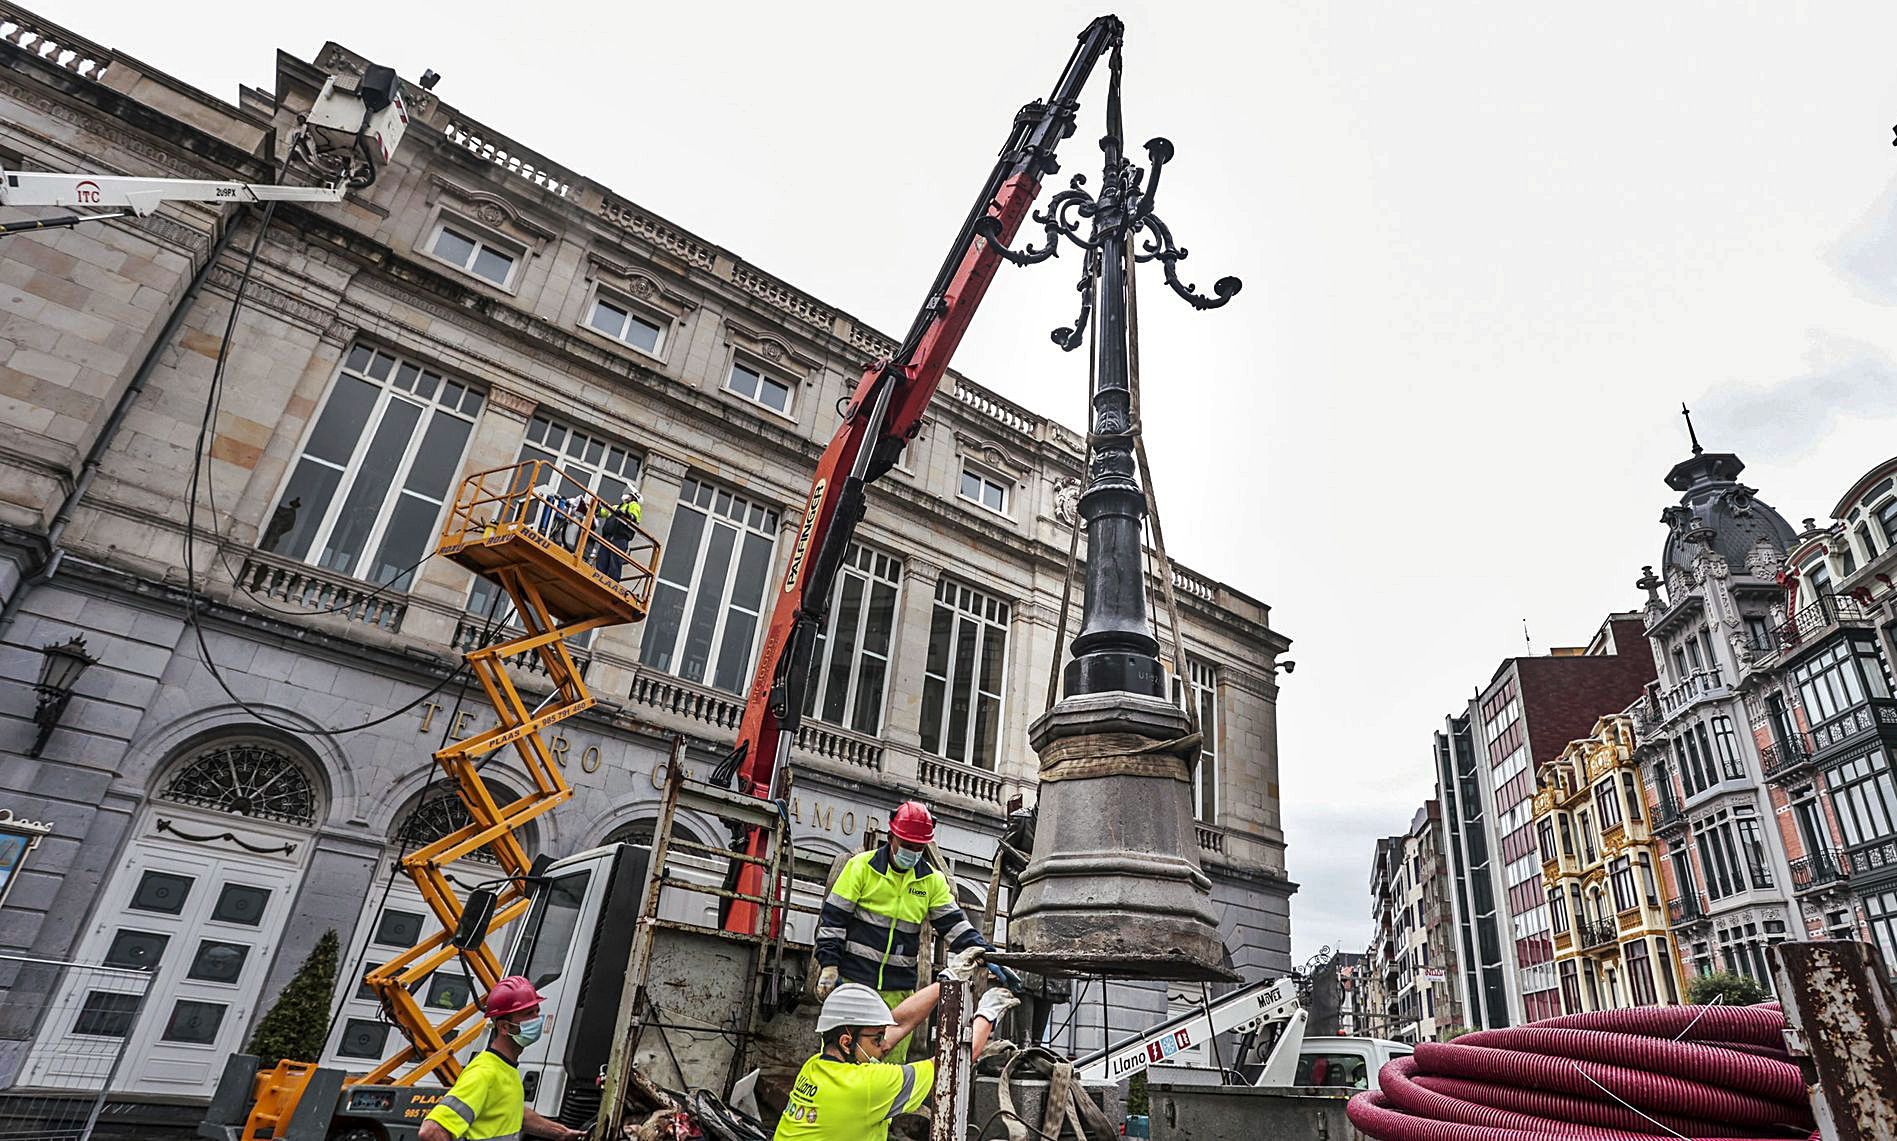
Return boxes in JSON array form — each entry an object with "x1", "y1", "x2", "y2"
[{"x1": 1345, "y1": 1004, "x2": 1816, "y2": 1141}]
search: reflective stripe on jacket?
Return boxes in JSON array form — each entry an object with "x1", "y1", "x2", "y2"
[
  {"x1": 815, "y1": 848, "x2": 990, "y2": 990},
  {"x1": 422, "y1": 1050, "x2": 523, "y2": 1141},
  {"x1": 772, "y1": 1054, "x2": 934, "y2": 1141}
]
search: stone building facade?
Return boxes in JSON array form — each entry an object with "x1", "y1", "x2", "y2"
[
  {"x1": 0, "y1": 11, "x2": 1294, "y2": 1108},
  {"x1": 1739, "y1": 455, "x2": 1897, "y2": 965},
  {"x1": 1365, "y1": 802, "x2": 1463, "y2": 1043},
  {"x1": 1534, "y1": 715, "x2": 1686, "y2": 1012},
  {"x1": 1631, "y1": 439, "x2": 1799, "y2": 992}
]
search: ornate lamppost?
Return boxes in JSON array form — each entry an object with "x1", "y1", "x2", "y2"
[
  {"x1": 29, "y1": 635, "x2": 97, "y2": 758},
  {"x1": 983, "y1": 52, "x2": 1242, "y2": 981}
]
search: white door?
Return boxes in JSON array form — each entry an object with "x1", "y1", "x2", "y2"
[{"x1": 25, "y1": 808, "x2": 304, "y2": 1096}]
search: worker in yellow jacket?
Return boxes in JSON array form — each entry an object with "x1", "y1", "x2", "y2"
[
  {"x1": 814, "y1": 800, "x2": 993, "y2": 1065},
  {"x1": 417, "y1": 976, "x2": 584, "y2": 1141},
  {"x1": 774, "y1": 975, "x2": 1017, "y2": 1141}
]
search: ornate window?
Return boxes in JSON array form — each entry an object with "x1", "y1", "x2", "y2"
[
  {"x1": 395, "y1": 795, "x2": 500, "y2": 864},
  {"x1": 159, "y1": 741, "x2": 317, "y2": 826}
]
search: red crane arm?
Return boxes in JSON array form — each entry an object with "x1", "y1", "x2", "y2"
[{"x1": 721, "y1": 16, "x2": 1124, "y2": 934}]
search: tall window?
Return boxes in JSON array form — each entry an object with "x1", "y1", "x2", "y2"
[
  {"x1": 1655, "y1": 938, "x2": 1680, "y2": 1003},
  {"x1": 1710, "y1": 717, "x2": 1742, "y2": 779},
  {"x1": 428, "y1": 222, "x2": 518, "y2": 287},
  {"x1": 587, "y1": 296, "x2": 665, "y2": 356},
  {"x1": 919, "y1": 578, "x2": 1009, "y2": 770},
  {"x1": 1595, "y1": 778, "x2": 1622, "y2": 829},
  {"x1": 1734, "y1": 815, "x2": 1773, "y2": 889},
  {"x1": 1625, "y1": 938, "x2": 1657, "y2": 1005},
  {"x1": 468, "y1": 413, "x2": 644, "y2": 631},
  {"x1": 264, "y1": 345, "x2": 482, "y2": 588},
  {"x1": 1865, "y1": 889, "x2": 1897, "y2": 972},
  {"x1": 1579, "y1": 811, "x2": 1596, "y2": 864},
  {"x1": 1878, "y1": 499, "x2": 1897, "y2": 550},
  {"x1": 1537, "y1": 819, "x2": 1556, "y2": 862},
  {"x1": 1547, "y1": 886, "x2": 1569, "y2": 933},
  {"x1": 1610, "y1": 856, "x2": 1637, "y2": 913},
  {"x1": 641, "y1": 477, "x2": 779, "y2": 693},
  {"x1": 1637, "y1": 852, "x2": 1659, "y2": 906},
  {"x1": 802, "y1": 543, "x2": 903, "y2": 735},
  {"x1": 725, "y1": 360, "x2": 793, "y2": 416},
  {"x1": 1621, "y1": 772, "x2": 1644, "y2": 823},
  {"x1": 1173, "y1": 659, "x2": 1220, "y2": 822},
  {"x1": 1831, "y1": 751, "x2": 1897, "y2": 848}
]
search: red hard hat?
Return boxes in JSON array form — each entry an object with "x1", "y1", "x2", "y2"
[
  {"x1": 890, "y1": 801, "x2": 936, "y2": 845},
  {"x1": 484, "y1": 975, "x2": 543, "y2": 1020}
]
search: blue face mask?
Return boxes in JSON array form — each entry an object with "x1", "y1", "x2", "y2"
[
  {"x1": 892, "y1": 847, "x2": 922, "y2": 871},
  {"x1": 509, "y1": 1015, "x2": 545, "y2": 1047}
]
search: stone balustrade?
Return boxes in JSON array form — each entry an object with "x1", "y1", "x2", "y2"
[{"x1": 237, "y1": 552, "x2": 407, "y2": 632}]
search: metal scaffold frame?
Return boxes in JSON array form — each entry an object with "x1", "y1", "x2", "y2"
[{"x1": 362, "y1": 457, "x2": 661, "y2": 1087}]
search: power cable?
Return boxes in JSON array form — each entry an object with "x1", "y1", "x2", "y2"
[{"x1": 179, "y1": 202, "x2": 471, "y2": 737}]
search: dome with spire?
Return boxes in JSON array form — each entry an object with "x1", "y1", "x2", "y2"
[{"x1": 1657, "y1": 405, "x2": 1796, "y2": 589}]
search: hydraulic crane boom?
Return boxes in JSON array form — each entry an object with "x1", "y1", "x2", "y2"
[{"x1": 722, "y1": 14, "x2": 1125, "y2": 934}]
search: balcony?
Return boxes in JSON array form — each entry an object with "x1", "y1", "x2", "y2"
[
  {"x1": 1789, "y1": 849, "x2": 1849, "y2": 894},
  {"x1": 1666, "y1": 895, "x2": 1707, "y2": 926},
  {"x1": 918, "y1": 755, "x2": 1001, "y2": 804},
  {"x1": 1578, "y1": 918, "x2": 1620, "y2": 951},
  {"x1": 1195, "y1": 823, "x2": 1228, "y2": 855},
  {"x1": 238, "y1": 551, "x2": 409, "y2": 632},
  {"x1": 1652, "y1": 796, "x2": 1686, "y2": 836},
  {"x1": 1759, "y1": 735, "x2": 1814, "y2": 783},
  {"x1": 1659, "y1": 668, "x2": 1728, "y2": 720},
  {"x1": 1777, "y1": 593, "x2": 1875, "y2": 651}
]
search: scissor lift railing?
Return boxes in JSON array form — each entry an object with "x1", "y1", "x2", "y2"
[{"x1": 359, "y1": 457, "x2": 661, "y2": 1087}]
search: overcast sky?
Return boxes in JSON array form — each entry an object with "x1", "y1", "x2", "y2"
[{"x1": 57, "y1": 1, "x2": 1897, "y2": 965}]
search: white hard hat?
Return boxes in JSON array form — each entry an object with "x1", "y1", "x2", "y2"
[
  {"x1": 625, "y1": 486, "x2": 642, "y2": 502},
  {"x1": 816, "y1": 983, "x2": 897, "y2": 1033}
]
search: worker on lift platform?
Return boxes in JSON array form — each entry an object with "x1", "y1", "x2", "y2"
[
  {"x1": 590, "y1": 488, "x2": 642, "y2": 581},
  {"x1": 417, "y1": 976, "x2": 585, "y2": 1141},
  {"x1": 775, "y1": 975, "x2": 1017, "y2": 1141},
  {"x1": 814, "y1": 801, "x2": 994, "y2": 1065}
]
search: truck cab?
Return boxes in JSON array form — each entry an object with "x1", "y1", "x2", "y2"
[{"x1": 1284, "y1": 1036, "x2": 1412, "y2": 1093}]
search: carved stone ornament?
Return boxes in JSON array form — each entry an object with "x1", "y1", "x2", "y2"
[
  {"x1": 1745, "y1": 540, "x2": 1783, "y2": 581},
  {"x1": 476, "y1": 201, "x2": 507, "y2": 228},
  {"x1": 1729, "y1": 630, "x2": 1754, "y2": 668},
  {"x1": 629, "y1": 276, "x2": 657, "y2": 300},
  {"x1": 1053, "y1": 478, "x2": 1081, "y2": 526},
  {"x1": 761, "y1": 340, "x2": 785, "y2": 362},
  {"x1": 1724, "y1": 486, "x2": 1757, "y2": 516}
]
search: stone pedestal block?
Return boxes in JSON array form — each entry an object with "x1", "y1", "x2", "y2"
[{"x1": 1009, "y1": 692, "x2": 1232, "y2": 982}]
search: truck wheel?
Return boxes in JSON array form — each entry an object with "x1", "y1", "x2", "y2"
[{"x1": 328, "y1": 1126, "x2": 385, "y2": 1141}]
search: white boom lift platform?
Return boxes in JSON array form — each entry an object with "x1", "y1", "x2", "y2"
[
  {"x1": 0, "y1": 64, "x2": 417, "y2": 234},
  {"x1": 1074, "y1": 977, "x2": 1307, "y2": 1085}
]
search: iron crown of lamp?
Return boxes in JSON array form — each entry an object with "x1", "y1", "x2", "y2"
[{"x1": 29, "y1": 635, "x2": 97, "y2": 758}]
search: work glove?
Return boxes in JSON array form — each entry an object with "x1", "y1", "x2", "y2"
[
  {"x1": 975, "y1": 985, "x2": 1020, "y2": 1025},
  {"x1": 816, "y1": 965, "x2": 839, "y2": 999},
  {"x1": 938, "y1": 946, "x2": 986, "y2": 983}
]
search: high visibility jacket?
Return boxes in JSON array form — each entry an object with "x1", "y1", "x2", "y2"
[
  {"x1": 596, "y1": 500, "x2": 642, "y2": 526},
  {"x1": 816, "y1": 849, "x2": 991, "y2": 991},
  {"x1": 773, "y1": 1054, "x2": 933, "y2": 1141},
  {"x1": 423, "y1": 1050, "x2": 523, "y2": 1141}
]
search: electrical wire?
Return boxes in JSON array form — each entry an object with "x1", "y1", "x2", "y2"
[{"x1": 180, "y1": 202, "x2": 471, "y2": 737}]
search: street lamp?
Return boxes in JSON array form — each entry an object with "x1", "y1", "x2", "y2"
[{"x1": 29, "y1": 635, "x2": 96, "y2": 758}]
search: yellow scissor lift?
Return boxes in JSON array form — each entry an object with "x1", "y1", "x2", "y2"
[{"x1": 360, "y1": 457, "x2": 661, "y2": 1087}]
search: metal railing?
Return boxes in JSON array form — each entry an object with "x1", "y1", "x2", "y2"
[
  {"x1": 1653, "y1": 795, "x2": 1685, "y2": 834},
  {"x1": 438, "y1": 458, "x2": 660, "y2": 613},
  {"x1": 1806, "y1": 700, "x2": 1897, "y2": 757},
  {"x1": 1777, "y1": 593, "x2": 1873, "y2": 649},
  {"x1": 1790, "y1": 849, "x2": 1849, "y2": 892},
  {"x1": 1578, "y1": 918, "x2": 1620, "y2": 950},
  {"x1": 1666, "y1": 895, "x2": 1706, "y2": 925},
  {"x1": 0, "y1": 954, "x2": 156, "y2": 1141},
  {"x1": 1760, "y1": 736, "x2": 1813, "y2": 781},
  {"x1": 1660, "y1": 668, "x2": 1727, "y2": 717}
]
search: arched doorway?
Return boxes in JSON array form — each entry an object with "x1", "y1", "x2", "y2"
[
  {"x1": 27, "y1": 736, "x2": 322, "y2": 1097},
  {"x1": 321, "y1": 787, "x2": 533, "y2": 1071}
]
